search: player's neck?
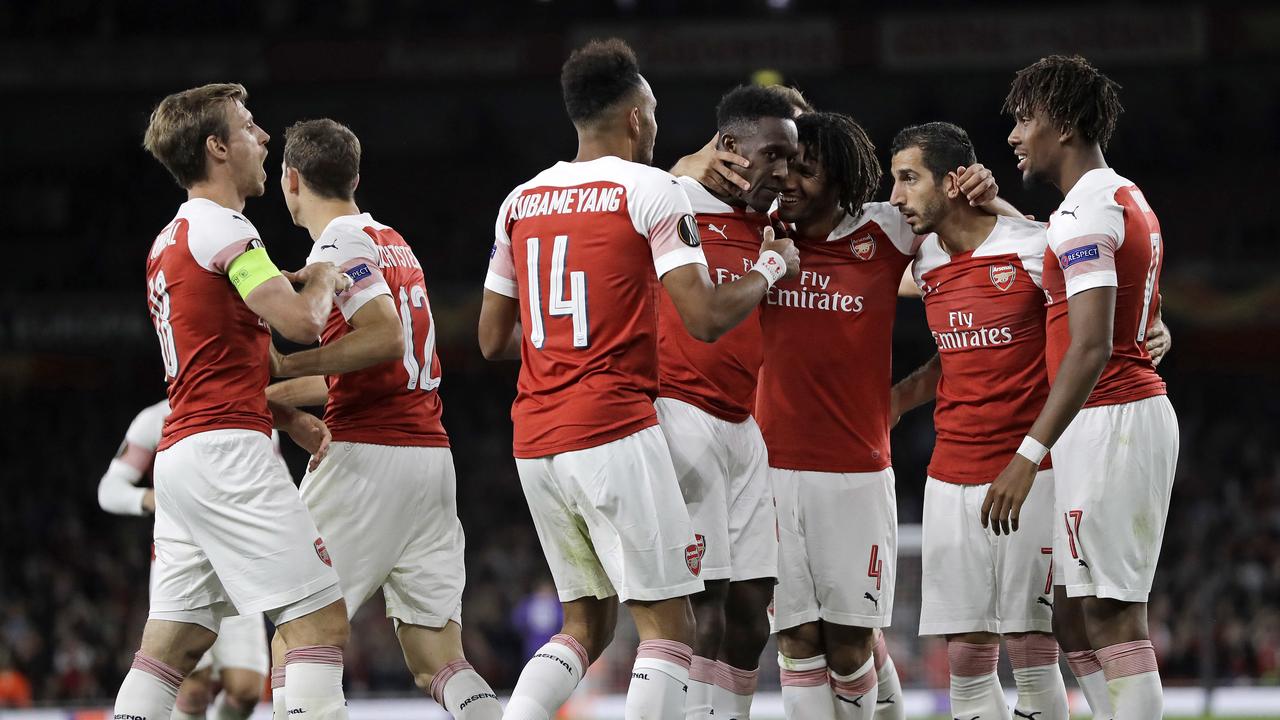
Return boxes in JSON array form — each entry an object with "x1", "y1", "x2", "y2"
[
  {"x1": 935, "y1": 208, "x2": 998, "y2": 256},
  {"x1": 187, "y1": 181, "x2": 246, "y2": 213},
  {"x1": 794, "y1": 204, "x2": 845, "y2": 241},
  {"x1": 1056, "y1": 145, "x2": 1108, "y2": 196},
  {"x1": 300, "y1": 198, "x2": 361, "y2": 241},
  {"x1": 574, "y1": 128, "x2": 635, "y2": 163}
]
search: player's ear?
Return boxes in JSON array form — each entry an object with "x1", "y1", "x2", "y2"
[
  {"x1": 627, "y1": 106, "x2": 641, "y2": 139},
  {"x1": 351, "y1": 173, "x2": 360, "y2": 194},
  {"x1": 944, "y1": 169, "x2": 962, "y2": 199},
  {"x1": 1057, "y1": 124, "x2": 1075, "y2": 145},
  {"x1": 285, "y1": 167, "x2": 300, "y2": 195},
  {"x1": 720, "y1": 133, "x2": 737, "y2": 155},
  {"x1": 205, "y1": 134, "x2": 228, "y2": 162}
]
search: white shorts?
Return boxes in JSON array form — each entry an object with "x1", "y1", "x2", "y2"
[
  {"x1": 151, "y1": 430, "x2": 342, "y2": 630},
  {"x1": 192, "y1": 613, "x2": 269, "y2": 675},
  {"x1": 771, "y1": 468, "x2": 897, "y2": 631},
  {"x1": 301, "y1": 442, "x2": 466, "y2": 628},
  {"x1": 516, "y1": 425, "x2": 705, "y2": 603},
  {"x1": 919, "y1": 472, "x2": 1055, "y2": 636},
  {"x1": 1052, "y1": 395, "x2": 1179, "y2": 602},
  {"x1": 655, "y1": 398, "x2": 777, "y2": 582}
]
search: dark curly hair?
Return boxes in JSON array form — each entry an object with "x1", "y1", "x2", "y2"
[
  {"x1": 560, "y1": 38, "x2": 643, "y2": 124},
  {"x1": 715, "y1": 85, "x2": 797, "y2": 136},
  {"x1": 796, "y1": 111, "x2": 881, "y2": 221},
  {"x1": 1003, "y1": 54, "x2": 1124, "y2": 149}
]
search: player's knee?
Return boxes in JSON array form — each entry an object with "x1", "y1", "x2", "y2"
[
  {"x1": 224, "y1": 679, "x2": 263, "y2": 709},
  {"x1": 824, "y1": 626, "x2": 875, "y2": 675},
  {"x1": 777, "y1": 623, "x2": 824, "y2": 660},
  {"x1": 176, "y1": 671, "x2": 212, "y2": 708}
]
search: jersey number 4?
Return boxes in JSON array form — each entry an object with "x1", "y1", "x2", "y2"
[
  {"x1": 397, "y1": 284, "x2": 441, "y2": 392},
  {"x1": 526, "y1": 235, "x2": 589, "y2": 349}
]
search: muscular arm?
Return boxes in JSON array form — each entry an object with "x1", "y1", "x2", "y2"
[
  {"x1": 478, "y1": 289, "x2": 522, "y2": 360},
  {"x1": 98, "y1": 442, "x2": 154, "y2": 516},
  {"x1": 890, "y1": 354, "x2": 941, "y2": 422},
  {"x1": 272, "y1": 295, "x2": 403, "y2": 377},
  {"x1": 1025, "y1": 287, "x2": 1114, "y2": 448},
  {"x1": 661, "y1": 263, "x2": 769, "y2": 343},
  {"x1": 244, "y1": 265, "x2": 345, "y2": 344},
  {"x1": 266, "y1": 376, "x2": 329, "y2": 409}
]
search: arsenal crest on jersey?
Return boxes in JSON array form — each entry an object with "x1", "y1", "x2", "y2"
[
  {"x1": 314, "y1": 537, "x2": 332, "y2": 566},
  {"x1": 685, "y1": 541, "x2": 702, "y2": 576},
  {"x1": 850, "y1": 234, "x2": 876, "y2": 261},
  {"x1": 989, "y1": 263, "x2": 1017, "y2": 292}
]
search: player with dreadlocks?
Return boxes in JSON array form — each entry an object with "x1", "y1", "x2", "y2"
[{"x1": 983, "y1": 55, "x2": 1178, "y2": 720}]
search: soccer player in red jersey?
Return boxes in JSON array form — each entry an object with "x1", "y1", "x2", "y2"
[
  {"x1": 766, "y1": 112, "x2": 1008, "y2": 720},
  {"x1": 265, "y1": 119, "x2": 502, "y2": 720},
  {"x1": 657, "y1": 85, "x2": 797, "y2": 720},
  {"x1": 120, "y1": 83, "x2": 354, "y2": 720},
  {"x1": 478, "y1": 39, "x2": 798, "y2": 720},
  {"x1": 100, "y1": 399, "x2": 272, "y2": 720},
  {"x1": 887, "y1": 123, "x2": 1068, "y2": 720},
  {"x1": 983, "y1": 56, "x2": 1179, "y2": 719}
]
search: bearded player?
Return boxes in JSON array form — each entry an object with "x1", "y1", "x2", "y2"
[
  {"x1": 478, "y1": 38, "x2": 798, "y2": 720},
  {"x1": 981, "y1": 55, "x2": 1178, "y2": 720},
  {"x1": 887, "y1": 122, "x2": 1068, "y2": 720}
]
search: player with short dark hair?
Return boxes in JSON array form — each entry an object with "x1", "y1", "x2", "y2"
[
  {"x1": 985, "y1": 54, "x2": 1178, "y2": 720},
  {"x1": 888, "y1": 121, "x2": 1069, "y2": 720},
  {"x1": 654, "y1": 83, "x2": 797, "y2": 719},
  {"x1": 266, "y1": 118, "x2": 503, "y2": 720},
  {"x1": 478, "y1": 38, "x2": 798, "y2": 720}
]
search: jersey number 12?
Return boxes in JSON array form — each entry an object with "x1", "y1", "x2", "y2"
[{"x1": 397, "y1": 284, "x2": 441, "y2": 391}]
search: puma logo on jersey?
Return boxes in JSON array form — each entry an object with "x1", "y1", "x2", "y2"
[
  {"x1": 1058, "y1": 205, "x2": 1080, "y2": 219},
  {"x1": 1037, "y1": 597, "x2": 1054, "y2": 609},
  {"x1": 320, "y1": 240, "x2": 339, "y2": 250},
  {"x1": 707, "y1": 223, "x2": 729, "y2": 240},
  {"x1": 864, "y1": 592, "x2": 879, "y2": 610}
]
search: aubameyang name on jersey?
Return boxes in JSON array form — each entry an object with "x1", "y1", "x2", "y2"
[
  {"x1": 377, "y1": 244, "x2": 421, "y2": 270},
  {"x1": 509, "y1": 187, "x2": 623, "y2": 220},
  {"x1": 932, "y1": 310, "x2": 1013, "y2": 350},
  {"x1": 767, "y1": 268, "x2": 864, "y2": 313}
]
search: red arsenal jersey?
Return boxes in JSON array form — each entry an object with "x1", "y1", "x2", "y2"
[
  {"x1": 145, "y1": 198, "x2": 273, "y2": 450},
  {"x1": 657, "y1": 177, "x2": 768, "y2": 423},
  {"x1": 306, "y1": 213, "x2": 449, "y2": 447},
  {"x1": 758, "y1": 203, "x2": 919, "y2": 473},
  {"x1": 912, "y1": 216, "x2": 1053, "y2": 484},
  {"x1": 1043, "y1": 168, "x2": 1166, "y2": 407},
  {"x1": 486, "y1": 157, "x2": 707, "y2": 458}
]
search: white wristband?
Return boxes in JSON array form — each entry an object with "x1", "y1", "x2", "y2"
[
  {"x1": 751, "y1": 250, "x2": 787, "y2": 288},
  {"x1": 1016, "y1": 435, "x2": 1049, "y2": 465}
]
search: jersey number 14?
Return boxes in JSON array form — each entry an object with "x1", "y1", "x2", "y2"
[{"x1": 526, "y1": 235, "x2": 589, "y2": 349}]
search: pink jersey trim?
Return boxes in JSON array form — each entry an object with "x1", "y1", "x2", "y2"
[
  {"x1": 1066, "y1": 649, "x2": 1103, "y2": 677},
  {"x1": 131, "y1": 652, "x2": 184, "y2": 690},
  {"x1": 715, "y1": 661, "x2": 759, "y2": 695},
  {"x1": 689, "y1": 655, "x2": 718, "y2": 684},
  {"x1": 1006, "y1": 633, "x2": 1060, "y2": 670},
  {"x1": 429, "y1": 659, "x2": 473, "y2": 706},
  {"x1": 829, "y1": 665, "x2": 877, "y2": 696},
  {"x1": 636, "y1": 639, "x2": 693, "y2": 669},
  {"x1": 780, "y1": 666, "x2": 829, "y2": 687},
  {"x1": 550, "y1": 633, "x2": 589, "y2": 671},
  {"x1": 284, "y1": 644, "x2": 344, "y2": 667},
  {"x1": 270, "y1": 666, "x2": 286, "y2": 690}
]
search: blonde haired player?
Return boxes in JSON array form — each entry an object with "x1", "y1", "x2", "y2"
[{"x1": 116, "y1": 82, "x2": 353, "y2": 720}]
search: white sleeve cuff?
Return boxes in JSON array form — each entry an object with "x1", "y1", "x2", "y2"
[
  {"x1": 654, "y1": 246, "x2": 708, "y2": 279},
  {"x1": 1065, "y1": 270, "x2": 1118, "y2": 299},
  {"x1": 484, "y1": 271, "x2": 519, "y2": 298},
  {"x1": 338, "y1": 283, "x2": 391, "y2": 322}
]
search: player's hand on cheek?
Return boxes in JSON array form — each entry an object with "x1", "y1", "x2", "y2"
[
  {"x1": 1146, "y1": 316, "x2": 1172, "y2": 366},
  {"x1": 957, "y1": 164, "x2": 998, "y2": 207},
  {"x1": 760, "y1": 227, "x2": 800, "y2": 279},
  {"x1": 981, "y1": 456, "x2": 1036, "y2": 535},
  {"x1": 671, "y1": 133, "x2": 751, "y2": 196}
]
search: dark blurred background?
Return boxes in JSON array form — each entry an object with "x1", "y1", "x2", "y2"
[{"x1": 1, "y1": 0, "x2": 1278, "y2": 708}]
